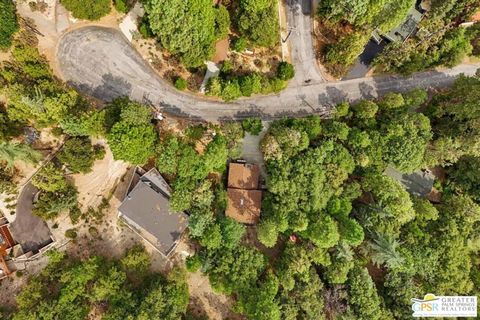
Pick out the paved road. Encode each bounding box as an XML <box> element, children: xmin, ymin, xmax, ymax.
<box><xmin>57</xmin><ymin>26</ymin><xmax>480</xmax><ymax>121</ymax></box>
<box><xmin>286</xmin><ymin>0</ymin><xmax>325</xmax><ymax>85</ymax></box>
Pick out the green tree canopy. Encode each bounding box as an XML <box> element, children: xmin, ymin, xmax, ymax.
<box><xmin>60</xmin><ymin>0</ymin><xmax>111</xmax><ymax>20</ymax></box>
<box><xmin>0</xmin><ymin>0</ymin><xmax>18</xmax><ymax>50</ymax></box>
<box><xmin>57</xmin><ymin>137</ymin><xmax>105</xmax><ymax>173</ymax></box>
<box><xmin>236</xmin><ymin>0</ymin><xmax>279</xmax><ymax>47</ymax></box>
<box><xmin>106</xmin><ymin>99</ymin><xmax>157</xmax><ymax>165</ymax></box>
<box><xmin>144</xmin><ymin>0</ymin><xmax>218</xmax><ymax>67</ymax></box>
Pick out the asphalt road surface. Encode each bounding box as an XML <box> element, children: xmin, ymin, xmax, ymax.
<box><xmin>286</xmin><ymin>0</ymin><xmax>325</xmax><ymax>85</ymax></box>
<box><xmin>57</xmin><ymin>26</ymin><xmax>480</xmax><ymax>121</ymax></box>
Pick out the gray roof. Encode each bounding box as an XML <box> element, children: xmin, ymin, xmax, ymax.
<box><xmin>385</xmin><ymin>7</ymin><xmax>423</xmax><ymax>42</ymax></box>
<box><xmin>118</xmin><ymin>169</ymin><xmax>187</xmax><ymax>256</ymax></box>
<box><xmin>385</xmin><ymin>167</ymin><xmax>434</xmax><ymax>197</ymax></box>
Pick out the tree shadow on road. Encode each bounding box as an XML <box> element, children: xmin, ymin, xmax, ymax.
<box><xmin>69</xmin><ymin>73</ymin><xmax>133</xmax><ymax>102</ymax></box>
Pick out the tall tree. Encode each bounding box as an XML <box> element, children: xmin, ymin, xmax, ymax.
<box><xmin>0</xmin><ymin>0</ymin><xmax>18</xmax><ymax>50</ymax></box>
<box><xmin>144</xmin><ymin>0</ymin><xmax>218</xmax><ymax>67</ymax></box>
<box><xmin>0</xmin><ymin>142</ymin><xmax>41</xmax><ymax>169</ymax></box>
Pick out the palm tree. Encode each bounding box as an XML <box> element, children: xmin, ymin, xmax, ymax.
<box><xmin>20</xmin><ymin>86</ymin><xmax>46</xmax><ymax>115</ymax></box>
<box><xmin>367</xmin><ymin>233</ymin><xmax>404</xmax><ymax>270</ymax></box>
<box><xmin>0</xmin><ymin>141</ymin><xmax>42</xmax><ymax>169</ymax></box>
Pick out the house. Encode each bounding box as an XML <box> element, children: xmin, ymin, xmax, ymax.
<box><xmin>0</xmin><ymin>220</ymin><xmax>15</xmax><ymax>280</ymax></box>
<box><xmin>226</xmin><ymin>162</ymin><xmax>262</xmax><ymax>224</ymax></box>
<box><xmin>372</xmin><ymin>6</ymin><xmax>424</xmax><ymax>44</ymax></box>
<box><xmin>385</xmin><ymin>166</ymin><xmax>435</xmax><ymax>197</ymax></box>
<box><xmin>118</xmin><ymin>168</ymin><xmax>188</xmax><ymax>257</ymax></box>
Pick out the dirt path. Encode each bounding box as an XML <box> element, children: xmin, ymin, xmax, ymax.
<box><xmin>72</xmin><ymin>140</ymin><xmax>129</xmax><ymax>210</ymax></box>
<box><xmin>187</xmin><ymin>271</ymin><xmax>245</xmax><ymax>320</ymax></box>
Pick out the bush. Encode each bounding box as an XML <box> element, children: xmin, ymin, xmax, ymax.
<box><xmin>0</xmin><ymin>0</ymin><xmax>19</xmax><ymax>50</ymax></box>
<box><xmin>233</xmin><ymin>37</ymin><xmax>248</xmax><ymax>52</ymax></box>
<box><xmin>208</xmin><ymin>72</ymin><xmax>287</xmax><ymax>101</ymax></box>
<box><xmin>221</xmin><ymin>60</ymin><xmax>234</xmax><ymax>74</ymax></box>
<box><xmin>186</xmin><ymin>255</ymin><xmax>202</xmax><ymax>272</ymax></box>
<box><xmin>69</xmin><ymin>205</ymin><xmax>82</xmax><ymax>224</ymax></box>
<box><xmin>242</xmin><ymin>118</ymin><xmax>263</xmax><ymax>135</ymax></box>
<box><xmin>220</xmin><ymin>80</ymin><xmax>242</xmax><ymax>101</ymax></box>
<box><xmin>88</xmin><ymin>226</ymin><xmax>99</xmax><ymax>238</ymax></box>
<box><xmin>269</xmin><ymin>78</ymin><xmax>287</xmax><ymax>93</ymax></box>
<box><xmin>138</xmin><ymin>17</ymin><xmax>153</xmax><ymax>38</ymax></box>
<box><xmin>277</xmin><ymin>61</ymin><xmax>295</xmax><ymax>80</ymax></box>
<box><xmin>114</xmin><ymin>0</ymin><xmax>129</xmax><ymax>13</ymax></box>
<box><xmin>29</xmin><ymin>1</ymin><xmax>49</xmax><ymax>12</ymax></box>
<box><xmin>175</xmin><ymin>77</ymin><xmax>188</xmax><ymax>91</ymax></box>
<box><xmin>65</xmin><ymin>229</ymin><xmax>78</xmax><ymax>239</ymax></box>
<box><xmin>60</xmin><ymin>0</ymin><xmax>111</xmax><ymax>20</ymax></box>
<box><xmin>239</xmin><ymin>73</ymin><xmax>262</xmax><ymax>97</ymax></box>
<box><xmin>206</xmin><ymin>77</ymin><xmax>222</xmax><ymax>96</ymax></box>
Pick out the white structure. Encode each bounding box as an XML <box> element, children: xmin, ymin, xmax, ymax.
<box><xmin>119</xmin><ymin>2</ymin><xmax>145</xmax><ymax>42</ymax></box>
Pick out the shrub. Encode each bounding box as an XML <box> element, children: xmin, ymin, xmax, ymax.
<box><xmin>269</xmin><ymin>78</ymin><xmax>287</xmax><ymax>93</ymax></box>
<box><xmin>277</xmin><ymin>61</ymin><xmax>295</xmax><ymax>80</ymax></box>
<box><xmin>65</xmin><ymin>229</ymin><xmax>78</xmax><ymax>239</ymax></box>
<box><xmin>88</xmin><ymin>226</ymin><xmax>99</xmax><ymax>238</ymax></box>
<box><xmin>69</xmin><ymin>206</ymin><xmax>82</xmax><ymax>224</ymax></box>
<box><xmin>138</xmin><ymin>17</ymin><xmax>153</xmax><ymax>38</ymax></box>
<box><xmin>0</xmin><ymin>165</ymin><xmax>16</xmax><ymax>194</ymax></box>
<box><xmin>29</xmin><ymin>1</ymin><xmax>49</xmax><ymax>12</ymax></box>
<box><xmin>175</xmin><ymin>77</ymin><xmax>188</xmax><ymax>91</ymax></box>
<box><xmin>242</xmin><ymin>118</ymin><xmax>263</xmax><ymax>135</ymax></box>
<box><xmin>60</xmin><ymin>0</ymin><xmax>111</xmax><ymax>20</ymax></box>
<box><xmin>114</xmin><ymin>0</ymin><xmax>129</xmax><ymax>13</ymax></box>
<box><xmin>186</xmin><ymin>255</ymin><xmax>202</xmax><ymax>272</ymax></box>
<box><xmin>220</xmin><ymin>80</ymin><xmax>242</xmax><ymax>101</ymax></box>
<box><xmin>0</xmin><ymin>0</ymin><xmax>19</xmax><ymax>50</ymax></box>
<box><xmin>239</xmin><ymin>73</ymin><xmax>262</xmax><ymax>96</ymax></box>
<box><xmin>233</xmin><ymin>37</ymin><xmax>248</xmax><ymax>52</ymax></box>
<box><xmin>221</xmin><ymin>60</ymin><xmax>234</xmax><ymax>74</ymax></box>
<box><xmin>206</xmin><ymin>76</ymin><xmax>223</xmax><ymax>96</ymax></box>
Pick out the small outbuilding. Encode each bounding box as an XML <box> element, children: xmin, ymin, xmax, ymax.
<box><xmin>118</xmin><ymin>168</ymin><xmax>188</xmax><ymax>257</ymax></box>
<box><xmin>226</xmin><ymin>162</ymin><xmax>262</xmax><ymax>224</ymax></box>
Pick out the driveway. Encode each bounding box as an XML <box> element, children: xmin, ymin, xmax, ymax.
<box><xmin>343</xmin><ymin>40</ymin><xmax>386</xmax><ymax>80</ymax></box>
<box><xmin>57</xmin><ymin>27</ymin><xmax>480</xmax><ymax>121</ymax></box>
<box><xmin>10</xmin><ymin>183</ymin><xmax>53</xmax><ymax>254</ymax></box>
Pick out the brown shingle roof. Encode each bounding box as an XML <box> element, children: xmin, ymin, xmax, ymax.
<box><xmin>228</xmin><ymin>163</ymin><xmax>260</xmax><ymax>190</ymax></box>
<box><xmin>226</xmin><ymin>188</ymin><xmax>262</xmax><ymax>224</ymax></box>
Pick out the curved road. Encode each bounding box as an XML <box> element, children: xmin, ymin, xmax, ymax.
<box><xmin>57</xmin><ymin>26</ymin><xmax>480</xmax><ymax>121</ymax></box>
